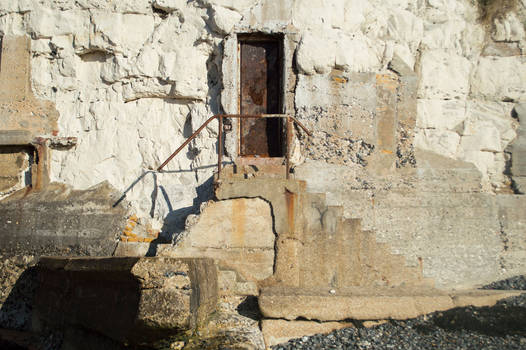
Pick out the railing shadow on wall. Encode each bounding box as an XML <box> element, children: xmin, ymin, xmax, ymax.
<box><xmin>113</xmin><ymin>114</ymin><xmax>311</xmax><ymax>245</ymax></box>
<box><xmin>112</xmin><ymin>165</ymin><xmax>222</xmax><ymax>245</ymax></box>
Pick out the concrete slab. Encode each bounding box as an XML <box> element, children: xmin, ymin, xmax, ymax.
<box><xmin>259</xmin><ymin>286</ymin><xmax>524</xmax><ymax>321</ymax></box>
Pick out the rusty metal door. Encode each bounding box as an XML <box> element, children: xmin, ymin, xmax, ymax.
<box><xmin>239</xmin><ymin>39</ymin><xmax>283</xmax><ymax>157</ymax></box>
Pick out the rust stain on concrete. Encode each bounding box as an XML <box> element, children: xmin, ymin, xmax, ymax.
<box><xmin>285</xmin><ymin>189</ymin><xmax>296</xmax><ymax>236</ymax></box>
<box><xmin>232</xmin><ymin>199</ymin><xmax>246</xmax><ymax>247</ymax></box>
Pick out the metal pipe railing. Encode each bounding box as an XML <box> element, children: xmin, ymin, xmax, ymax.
<box><xmin>157</xmin><ymin>114</ymin><xmax>312</xmax><ymax>179</ymax></box>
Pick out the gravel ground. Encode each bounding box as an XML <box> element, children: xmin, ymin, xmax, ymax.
<box><xmin>273</xmin><ymin>276</ymin><xmax>526</xmax><ymax>350</ymax></box>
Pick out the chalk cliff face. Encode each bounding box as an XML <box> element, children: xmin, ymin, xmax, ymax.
<box><xmin>0</xmin><ymin>0</ymin><xmax>525</xmax><ymax>235</ymax></box>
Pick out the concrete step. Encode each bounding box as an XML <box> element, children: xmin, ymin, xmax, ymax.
<box><xmin>259</xmin><ymin>285</ymin><xmax>525</xmax><ymax>321</ymax></box>
<box><xmin>218</xmin><ymin>269</ymin><xmax>258</xmax><ymax>296</ymax></box>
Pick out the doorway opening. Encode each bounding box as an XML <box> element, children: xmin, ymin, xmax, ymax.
<box><xmin>238</xmin><ymin>34</ymin><xmax>284</xmax><ymax>157</ymax></box>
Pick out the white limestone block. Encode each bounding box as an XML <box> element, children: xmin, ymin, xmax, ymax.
<box><xmin>342</xmin><ymin>0</ymin><xmax>369</xmax><ymax>32</ymax></box>
<box><xmin>199</xmin><ymin>0</ymin><xmax>258</xmax><ymax>12</ymax></box>
<box><xmin>492</xmin><ymin>13</ymin><xmax>525</xmax><ymax>42</ymax></box>
<box><xmin>135</xmin><ymin>47</ymin><xmax>160</xmax><ymax>77</ymax></box>
<box><xmin>387</xmin><ymin>9</ymin><xmax>423</xmax><ymax>52</ymax></box>
<box><xmin>460</xmin><ymin>127</ymin><xmax>502</xmax><ymax>153</ymax></box>
<box><xmin>416</xmin><ymin>99</ymin><xmax>467</xmax><ymax>130</ymax></box>
<box><xmin>91</xmin><ymin>12</ymin><xmax>155</xmax><ymax>53</ymax></box>
<box><xmin>153</xmin><ymin>0</ymin><xmax>186</xmax><ymax>12</ymax></box>
<box><xmin>392</xmin><ymin>43</ymin><xmax>415</xmax><ymax>71</ymax></box>
<box><xmin>247</xmin><ymin>0</ymin><xmax>294</xmax><ymax>26</ymax></box>
<box><xmin>421</xmin><ymin>20</ymin><xmax>464</xmax><ymax>52</ymax></box>
<box><xmin>0</xmin><ymin>13</ymin><xmax>26</xmax><ymax>36</ymax></box>
<box><xmin>28</xmin><ymin>7</ymin><xmax>89</xmax><ymax>38</ymax></box>
<box><xmin>458</xmin><ymin>150</ymin><xmax>494</xmax><ymax>178</ymax></box>
<box><xmin>293</xmin><ymin>0</ymin><xmax>343</xmax><ymax>31</ymax></box>
<box><xmin>335</xmin><ymin>32</ymin><xmax>382</xmax><ymax>73</ymax></box>
<box><xmin>417</xmin><ymin>50</ymin><xmax>471</xmax><ymax>99</ymax></box>
<box><xmin>296</xmin><ymin>31</ymin><xmax>334</xmax><ymax>75</ymax></box>
<box><xmin>122</xmin><ymin>78</ymin><xmax>172</xmax><ymax>102</ymax></box>
<box><xmin>463</xmin><ymin>101</ymin><xmax>516</xmax><ymax>139</ymax></box>
<box><xmin>414</xmin><ymin>129</ymin><xmax>460</xmax><ymax>158</ymax></box>
<box><xmin>166</xmin><ymin>46</ymin><xmax>209</xmax><ymax>100</ymax></box>
<box><xmin>100</xmin><ymin>54</ymin><xmax>130</xmax><ymax>83</ymax></box>
<box><xmin>210</xmin><ymin>5</ymin><xmax>242</xmax><ymax>34</ymax></box>
<box><xmin>471</xmin><ymin>57</ymin><xmax>526</xmax><ymax>102</ymax></box>
<box><xmin>113</xmin><ymin>0</ymin><xmax>152</xmax><ymax>14</ymax></box>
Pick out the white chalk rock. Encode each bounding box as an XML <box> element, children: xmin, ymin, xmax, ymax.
<box><xmin>471</xmin><ymin>57</ymin><xmax>526</xmax><ymax>102</ymax></box>
<box><xmin>0</xmin><ymin>13</ymin><xmax>26</xmax><ymax>36</ymax></box>
<box><xmin>387</xmin><ymin>9</ymin><xmax>423</xmax><ymax>52</ymax></box>
<box><xmin>459</xmin><ymin>126</ymin><xmax>502</xmax><ymax>153</ymax></box>
<box><xmin>153</xmin><ymin>0</ymin><xmax>186</xmax><ymax>12</ymax></box>
<box><xmin>122</xmin><ymin>78</ymin><xmax>173</xmax><ymax>102</ymax></box>
<box><xmin>421</xmin><ymin>20</ymin><xmax>464</xmax><ymax>52</ymax></box>
<box><xmin>91</xmin><ymin>12</ymin><xmax>155</xmax><ymax>54</ymax></box>
<box><xmin>292</xmin><ymin>0</ymin><xmax>345</xmax><ymax>31</ymax></box>
<box><xmin>458</xmin><ymin>150</ymin><xmax>494</xmax><ymax>178</ymax></box>
<box><xmin>414</xmin><ymin>129</ymin><xmax>460</xmax><ymax>158</ymax></box>
<box><xmin>28</xmin><ymin>6</ymin><xmax>89</xmax><ymax>38</ymax></box>
<box><xmin>100</xmin><ymin>54</ymin><xmax>131</xmax><ymax>83</ymax></box>
<box><xmin>199</xmin><ymin>0</ymin><xmax>258</xmax><ymax>12</ymax></box>
<box><xmin>296</xmin><ymin>31</ymin><xmax>335</xmax><ymax>75</ymax></box>
<box><xmin>113</xmin><ymin>0</ymin><xmax>152</xmax><ymax>14</ymax></box>
<box><xmin>335</xmin><ymin>32</ymin><xmax>382</xmax><ymax>73</ymax></box>
<box><xmin>164</xmin><ymin>46</ymin><xmax>208</xmax><ymax>100</ymax></box>
<box><xmin>492</xmin><ymin>12</ymin><xmax>525</xmax><ymax>42</ymax></box>
<box><xmin>246</xmin><ymin>0</ymin><xmax>294</xmax><ymax>24</ymax></box>
<box><xmin>463</xmin><ymin>100</ymin><xmax>517</xmax><ymax>152</ymax></box>
<box><xmin>135</xmin><ymin>47</ymin><xmax>161</xmax><ymax>77</ymax></box>
<box><xmin>210</xmin><ymin>5</ymin><xmax>242</xmax><ymax>34</ymax></box>
<box><xmin>416</xmin><ymin>99</ymin><xmax>467</xmax><ymax>130</ymax></box>
<box><xmin>417</xmin><ymin>50</ymin><xmax>471</xmax><ymax>99</ymax></box>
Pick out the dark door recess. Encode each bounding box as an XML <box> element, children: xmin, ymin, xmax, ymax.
<box><xmin>239</xmin><ymin>38</ymin><xmax>283</xmax><ymax>157</ymax></box>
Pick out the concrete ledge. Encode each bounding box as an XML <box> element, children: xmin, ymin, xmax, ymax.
<box><xmin>259</xmin><ymin>286</ymin><xmax>524</xmax><ymax>321</ymax></box>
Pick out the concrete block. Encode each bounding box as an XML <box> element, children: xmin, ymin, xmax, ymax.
<box><xmin>33</xmin><ymin>257</ymin><xmax>217</xmax><ymax>346</ymax></box>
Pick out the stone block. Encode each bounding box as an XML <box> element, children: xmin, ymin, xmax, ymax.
<box><xmin>417</xmin><ymin>50</ymin><xmax>471</xmax><ymax>99</ymax></box>
<box><xmin>0</xmin><ymin>182</ymin><xmax>127</xmax><ymax>257</ymax></box>
<box><xmin>259</xmin><ymin>286</ymin><xmax>522</xmax><ymax>321</ymax></box>
<box><xmin>262</xmin><ymin>319</ymin><xmax>353</xmax><ymax>348</ymax></box>
<box><xmin>33</xmin><ymin>256</ymin><xmax>217</xmax><ymax>345</ymax></box>
<box><xmin>471</xmin><ymin>57</ymin><xmax>526</xmax><ymax>101</ymax></box>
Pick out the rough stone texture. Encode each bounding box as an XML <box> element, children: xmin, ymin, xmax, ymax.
<box><xmin>294</xmin><ymin>152</ymin><xmax>526</xmax><ymax>289</ymax></box>
<box><xmin>213</xmin><ymin>173</ymin><xmax>429</xmax><ymax>290</ymax></box>
<box><xmin>160</xmin><ymin>198</ymin><xmax>275</xmax><ymax>282</ymax></box>
<box><xmin>0</xmin><ymin>0</ymin><xmax>521</xmax><ymax>236</ymax></box>
<box><xmin>0</xmin><ymin>255</ymin><xmax>37</xmax><ymax>331</ymax></box>
<box><xmin>259</xmin><ymin>285</ymin><xmax>523</xmax><ymax>321</ymax></box>
<box><xmin>0</xmin><ymin>181</ymin><xmax>127</xmax><ymax>257</ymax></box>
<box><xmin>33</xmin><ymin>256</ymin><xmax>217</xmax><ymax>346</ymax></box>
<box><xmin>0</xmin><ymin>0</ymin><xmax>525</xmax><ymax>301</ymax></box>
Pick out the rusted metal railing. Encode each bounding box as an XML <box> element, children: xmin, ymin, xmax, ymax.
<box><xmin>157</xmin><ymin>114</ymin><xmax>312</xmax><ymax>179</ymax></box>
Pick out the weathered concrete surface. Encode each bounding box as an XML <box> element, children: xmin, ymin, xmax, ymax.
<box><xmin>160</xmin><ymin>198</ymin><xmax>275</xmax><ymax>282</ymax></box>
<box><xmin>511</xmin><ymin>103</ymin><xmax>526</xmax><ymax>193</ymax></box>
<box><xmin>215</xmin><ymin>176</ymin><xmax>306</xmax><ymax>286</ymax></box>
<box><xmin>0</xmin><ymin>35</ymin><xmax>59</xmax><ymax>197</ymax></box>
<box><xmin>33</xmin><ymin>256</ymin><xmax>217</xmax><ymax>346</ymax></box>
<box><xmin>0</xmin><ymin>181</ymin><xmax>127</xmax><ymax>257</ymax></box>
<box><xmin>294</xmin><ymin>151</ymin><xmax>526</xmax><ymax>289</ymax></box>
<box><xmin>261</xmin><ymin>319</ymin><xmax>354</xmax><ymax>348</ymax></box>
<box><xmin>0</xmin><ymin>35</ymin><xmax>58</xmax><ymax>135</ymax></box>
<box><xmin>215</xmin><ymin>175</ymin><xmax>428</xmax><ymax>289</ymax></box>
<box><xmin>259</xmin><ymin>286</ymin><xmax>524</xmax><ymax>321</ymax></box>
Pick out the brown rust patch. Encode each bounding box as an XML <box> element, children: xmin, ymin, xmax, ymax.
<box><xmin>285</xmin><ymin>189</ymin><xmax>296</xmax><ymax>236</ymax></box>
<box><xmin>376</xmin><ymin>73</ymin><xmax>398</xmax><ymax>92</ymax></box>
